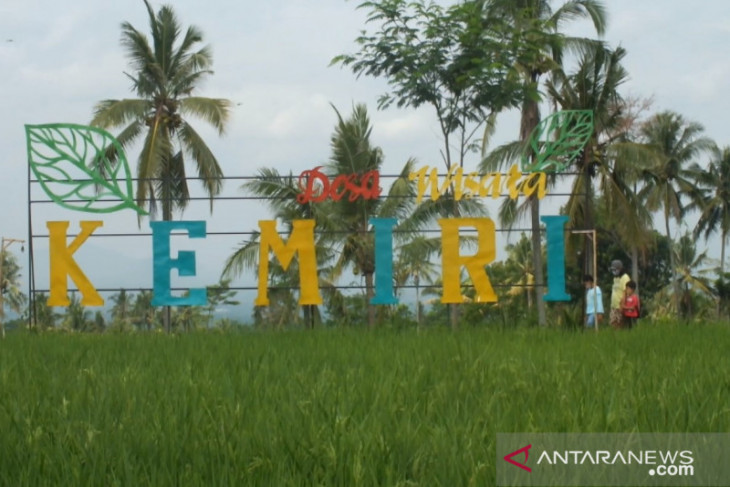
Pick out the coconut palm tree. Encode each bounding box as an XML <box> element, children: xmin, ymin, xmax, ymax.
<box><xmin>90</xmin><ymin>0</ymin><xmax>230</xmax><ymax>221</ymax></box>
<box><xmin>503</xmin><ymin>233</ymin><xmax>535</xmax><ymax>307</ymax></box>
<box><xmin>1</xmin><ymin>250</ymin><xmax>26</xmax><ymax>337</ymax></box>
<box><xmin>325</xmin><ymin>104</ymin><xmax>422</xmax><ymax>327</ymax></box>
<box><xmin>480</xmin><ymin>0</ymin><xmax>607</xmax><ymax>326</ymax></box>
<box><xmin>547</xmin><ymin>46</ymin><xmax>659</xmax><ymax>286</ymax></box>
<box><xmin>691</xmin><ymin>146</ymin><xmax>730</xmax><ymax>276</ymax></box>
<box><xmin>30</xmin><ymin>292</ymin><xmax>59</xmax><ymax>331</ymax></box>
<box><xmin>652</xmin><ymin>232</ymin><xmax>716</xmax><ymax>320</ymax></box>
<box><xmin>546</xmin><ymin>45</ymin><xmax>628</xmax><ymax>221</ymax></box>
<box><xmin>91</xmin><ymin>1</ymin><xmax>230</xmax><ymax>333</ymax></box>
<box><xmin>109</xmin><ymin>289</ymin><xmax>132</xmax><ymax>329</ymax></box>
<box><xmin>393</xmin><ymin>236</ymin><xmax>440</xmax><ymax>325</ymax></box>
<box><xmin>221</xmin><ymin>168</ymin><xmax>337</xmax><ymax>328</ymax></box>
<box><xmin>638</xmin><ymin>111</ymin><xmax>715</xmax><ymax>312</ymax></box>
<box><xmin>132</xmin><ymin>290</ymin><xmax>159</xmax><ymax>330</ymax></box>
<box><xmin>63</xmin><ymin>295</ymin><xmax>92</xmax><ymax>332</ymax></box>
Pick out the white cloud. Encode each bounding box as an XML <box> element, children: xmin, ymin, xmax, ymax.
<box><xmin>267</xmin><ymin>93</ymin><xmax>332</xmax><ymax>138</ymax></box>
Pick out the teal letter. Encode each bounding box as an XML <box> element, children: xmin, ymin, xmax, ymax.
<box><xmin>542</xmin><ymin>215</ymin><xmax>570</xmax><ymax>301</ymax></box>
<box><xmin>370</xmin><ymin>218</ymin><xmax>398</xmax><ymax>305</ymax></box>
<box><xmin>151</xmin><ymin>221</ymin><xmax>207</xmax><ymax>306</ymax></box>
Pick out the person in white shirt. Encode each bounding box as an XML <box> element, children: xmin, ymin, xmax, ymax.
<box><xmin>584</xmin><ymin>274</ymin><xmax>604</xmax><ymax>328</ymax></box>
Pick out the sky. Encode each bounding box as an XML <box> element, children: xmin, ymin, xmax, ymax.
<box><xmin>1</xmin><ymin>0</ymin><xmax>729</xmax><ymax>315</ymax></box>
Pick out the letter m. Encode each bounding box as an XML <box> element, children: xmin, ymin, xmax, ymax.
<box><xmin>256</xmin><ymin>220</ymin><xmax>322</xmax><ymax>306</ymax></box>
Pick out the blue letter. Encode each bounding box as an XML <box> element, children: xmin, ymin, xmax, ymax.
<box><xmin>542</xmin><ymin>215</ymin><xmax>570</xmax><ymax>301</ymax></box>
<box><xmin>370</xmin><ymin>217</ymin><xmax>398</xmax><ymax>305</ymax></box>
<box><xmin>151</xmin><ymin>221</ymin><xmax>207</xmax><ymax>306</ymax></box>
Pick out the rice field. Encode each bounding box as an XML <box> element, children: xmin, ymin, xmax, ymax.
<box><xmin>0</xmin><ymin>323</ymin><xmax>728</xmax><ymax>486</ymax></box>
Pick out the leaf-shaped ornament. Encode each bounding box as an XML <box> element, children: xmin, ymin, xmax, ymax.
<box><xmin>521</xmin><ymin>110</ymin><xmax>594</xmax><ymax>173</ymax></box>
<box><xmin>25</xmin><ymin>123</ymin><xmax>147</xmax><ymax>214</ymax></box>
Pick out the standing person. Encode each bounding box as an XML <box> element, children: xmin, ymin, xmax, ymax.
<box><xmin>583</xmin><ymin>274</ymin><xmax>604</xmax><ymax>328</ymax></box>
<box><xmin>610</xmin><ymin>260</ymin><xmax>631</xmax><ymax>329</ymax></box>
<box><xmin>622</xmin><ymin>281</ymin><xmax>640</xmax><ymax>328</ymax></box>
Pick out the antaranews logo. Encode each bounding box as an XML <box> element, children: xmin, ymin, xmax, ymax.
<box><xmin>504</xmin><ymin>444</ymin><xmax>532</xmax><ymax>473</ymax></box>
<box><xmin>498</xmin><ymin>433</ymin><xmax>730</xmax><ymax>486</ymax></box>
<box><xmin>503</xmin><ymin>444</ymin><xmax>694</xmax><ymax>477</ymax></box>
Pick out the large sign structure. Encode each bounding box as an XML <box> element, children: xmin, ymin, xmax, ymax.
<box><xmin>25</xmin><ymin>110</ymin><xmax>593</xmax><ymax>313</ymax></box>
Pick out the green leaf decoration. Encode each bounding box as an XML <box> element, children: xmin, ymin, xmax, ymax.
<box><xmin>25</xmin><ymin>123</ymin><xmax>147</xmax><ymax>214</ymax></box>
<box><xmin>521</xmin><ymin>110</ymin><xmax>594</xmax><ymax>173</ymax></box>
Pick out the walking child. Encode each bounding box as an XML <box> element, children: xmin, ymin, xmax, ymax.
<box><xmin>583</xmin><ymin>274</ymin><xmax>604</xmax><ymax>328</ymax></box>
<box><xmin>622</xmin><ymin>280</ymin><xmax>640</xmax><ymax>328</ymax></box>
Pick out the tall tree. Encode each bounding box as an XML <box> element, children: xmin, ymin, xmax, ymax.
<box><xmin>333</xmin><ymin>0</ymin><xmax>532</xmax><ymax>327</ymax></box>
<box><xmin>325</xmin><ymin>104</ymin><xmax>421</xmax><ymax>327</ymax></box>
<box><xmin>480</xmin><ymin>0</ymin><xmax>606</xmax><ymax>325</ymax></box>
<box><xmin>691</xmin><ymin>146</ymin><xmax>730</xmax><ymax>276</ymax></box>
<box><xmin>546</xmin><ymin>45</ymin><xmax>657</xmax><ymax>283</ymax></box>
<box><xmin>653</xmin><ymin>233</ymin><xmax>716</xmax><ymax>320</ymax></box>
<box><xmin>0</xmin><ymin>250</ymin><xmax>26</xmax><ymax>337</ymax></box>
<box><xmin>91</xmin><ymin>1</ymin><xmax>230</xmax><ymax>221</ymax></box>
<box><xmin>91</xmin><ymin>1</ymin><xmax>230</xmax><ymax>332</ymax></box>
<box><xmin>638</xmin><ymin>111</ymin><xmax>715</xmax><ymax>312</ymax></box>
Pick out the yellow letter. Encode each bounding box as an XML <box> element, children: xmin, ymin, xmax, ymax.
<box><xmin>451</xmin><ymin>166</ymin><xmax>465</xmax><ymax>200</ymax></box>
<box><xmin>256</xmin><ymin>220</ymin><xmax>322</xmax><ymax>306</ymax></box>
<box><xmin>506</xmin><ymin>164</ymin><xmax>522</xmax><ymax>199</ymax></box>
<box><xmin>479</xmin><ymin>172</ymin><xmax>502</xmax><ymax>199</ymax></box>
<box><xmin>521</xmin><ymin>172</ymin><xmax>547</xmax><ymax>199</ymax></box>
<box><xmin>462</xmin><ymin>171</ymin><xmax>480</xmax><ymax>199</ymax></box>
<box><xmin>47</xmin><ymin>221</ymin><xmax>104</xmax><ymax>306</ymax></box>
<box><xmin>439</xmin><ymin>218</ymin><xmax>497</xmax><ymax>304</ymax></box>
<box><xmin>409</xmin><ymin>166</ymin><xmax>441</xmax><ymax>203</ymax></box>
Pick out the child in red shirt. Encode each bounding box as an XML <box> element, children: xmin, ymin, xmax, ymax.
<box><xmin>622</xmin><ymin>280</ymin><xmax>640</xmax><ymax>328</ymax></box>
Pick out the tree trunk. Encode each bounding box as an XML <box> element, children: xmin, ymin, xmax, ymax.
<box><xmin>718</xmin><ymin>230</ymin><xmax>727</xmax><ymax>318</ymax></box>
<box><xmin>163</xmin><ymin>182</ymin><xmax>172</xmax><ymax>333</ymax></box>
<box><xmin>530</xmin><ymin>196</ymin><xmax>546</xmax><ymax>326</ymax></box>
<box><xmin>365</xmin><ymin>272</ymin><xmax>375</xmax><ymax>327</ymax></box>
<box><xmin>631</xmin><ymin>246</ymin><xmax>639</xmax><ymax>290</ymax></box>
<box><xmin>449</xmin><ymin>304</ymin><xmax>460</xmax><ymax>330</ymax></box>
<box><xmin>304</xmin><ymin>304</ymin><xmax>315</xmax><ymax>329</ymax></box>
<box><xmin>582</xmin><ymin>151</ymin><xmax>594</xmax><ymax>278</ymax></box>
<box><xmin>521</xmin><ymin>95</ymin><xmax>546</xmax><ymax>326</ymax></box>
<box><xmin>415</xmin><ymin>274</ymin><xmax>421</xmax><ymax>325</ymax></box>
<box><xmin>665</xmin><ymin>209</ymin><xmax>678</xmax><ymax>313</ymax></box>
<box><xmin>721</xmin><ymin>230</ymin><xmax>727</xmax><ymax>277</ymax></box>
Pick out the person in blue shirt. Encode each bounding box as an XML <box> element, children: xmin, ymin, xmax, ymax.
<box><xmin>583</xmin><ymin>274</ymin><xmax>604</xmax><ymax>328</ymax></box>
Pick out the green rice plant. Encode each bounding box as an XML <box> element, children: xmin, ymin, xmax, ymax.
<box><xmin>0</xmin><ymin>324</ymin><xmax>727</xmax><ymax>486</ymax></box>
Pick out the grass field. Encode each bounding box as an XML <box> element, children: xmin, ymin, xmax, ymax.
<box><xmin>0</xmin><ymin>323</ymin><xmax>728</xmax><ymax>486</ymax></box>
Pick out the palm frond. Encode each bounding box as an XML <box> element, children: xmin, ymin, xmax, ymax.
<box><xmin>177</xmin><ymin>122</ymin><xmax>223</xmax><ymax>205</ymax></box>
<box><xmin>91</xmin><ymin>99</ymin><xmax>150</xmax><ymax>129</ymax></box>
<box><xmin>179</xmin><ymin>97</ymin><xmax>230</xmax><ymax>134</ymax></box>
<box><xmin>222</xmin><ymin>233</ymin><xmax>261</xmax><ymax>280</ymax></box>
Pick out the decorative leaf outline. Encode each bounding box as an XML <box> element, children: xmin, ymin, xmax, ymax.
<box><xmin>25</xmin><ymin>123</ymin><xmax>147</xmax><ymax>214</ymax></box>
<box><xmin>521</xmin><ymin>110</ymin><xmax>594</xmax><ymax>173</ymax></box>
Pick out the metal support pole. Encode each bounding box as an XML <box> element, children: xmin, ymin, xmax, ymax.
<box><xmin>572</xmin><ymin>230</ymin><xmax>598</xmax><ymax>332</ymax></box>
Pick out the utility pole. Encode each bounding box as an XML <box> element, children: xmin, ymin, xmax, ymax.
<box><xmin>0</xmin><ymin>237</ymin><xmax>25</xmax><ymax>339</ymax></box>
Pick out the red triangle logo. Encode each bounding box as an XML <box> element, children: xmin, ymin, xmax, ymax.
<box><xmin>504</xmin><ymin>444</ymin><xmax>532</xmax><ymax>473</ymax></box>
